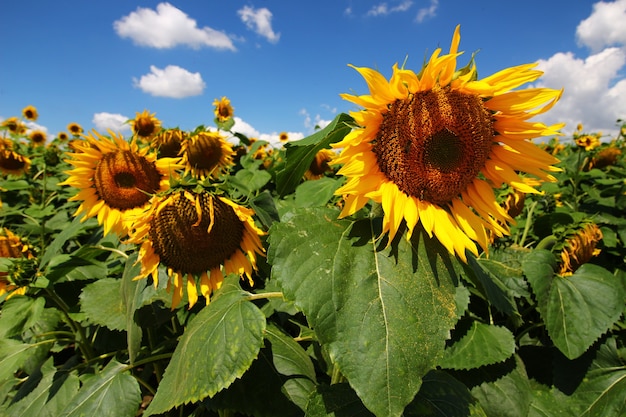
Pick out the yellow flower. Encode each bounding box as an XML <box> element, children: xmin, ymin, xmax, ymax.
<box><xmin>57</xmin><ymin>132</ymin><xmax>69</xmax><ymax>142</ymax></box>
<box><xmin>152</xmin><ymin>128</ymin><xmax>186</xmax><ymax>158</ymax></box>
<box><xmin>67</xmin><ymin>122</ymin><xmax>83</xmax><ymax>136</ymax></box>
<box><xmin>180</xmin><ymin>131</ymin><xmax>234</xmax><ymax>180</ymax></box>
<box><xmin>213</xmin><ymin>97</ymin><xmax>234</xmax><ymax>122</ymax></box>
<box><xmin>559</xmin><ymin>223</ymin><xmax>603</xmax><ymax>275</ymax></box>
<box><xmin>60</xmin><ymin>130</ymin><xmax>183</xmax><ymax>236</ymax></box>
<box><xmin>0</xmin><ymin>228</ymin><xmax>33</xmax><ymax>300</ymax></box>
<box><xmin>131</xmin><ymin>110</ymin><xmax>162</xmax><ymax>140</ymax></box>
<box><xmin>0</xmin><ymin>148</ymin><xmax>31</xmax><ymax>176</ymax></box>
<box><xmin>575</xmin><ymin>134</ymin><xmax>600</xmax><ymax>151</ymax></box>
<box><xmin>305</xmin><ymin>149</ymin><xmax>335</xmax><ymax>180</ymax></box>
<box><xmin>128</xmin><ymin>191</ymin><xmax>265</xmax><ymax>309</ymax></box>
<box><xmin>279</xmin><ymin>132</ymin><xmax>289</xmax><ymax>143</ymax></box>
<box><xmin>2</xmin><ymin>117</ymin><xmax>25</xmax><ymax>134</ymax></box>
<box><xmin>22</xmin><ymin>105</ymin><xmax>38</xmax><ymax>122</ymax></box>
<box><xmin>28</xmin><ymin>130</ymin><xmax>47</xmax><ymax>146</ymax></box>
<box><xmin>332</xmin><ymin>25</ymin><xmax>563</xmax><ymax>261</ymax></box>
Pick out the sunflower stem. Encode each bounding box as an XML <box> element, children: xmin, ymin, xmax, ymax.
<box><xmin>330</xmin><ymin>362</ymin><xmax>345</xmax><ymax>384</ymax></box>
<box><xmin>245</xmin><ymin>291</ymin><xmax>283</xmax><ymax>301</ymax></box>
<box><xmin>517</xmin><ymin>200</ymin><xmax>538</xmax><ymax>248</ymax></box>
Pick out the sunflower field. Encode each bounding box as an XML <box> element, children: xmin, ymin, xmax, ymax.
<box><xmin>1</xmin><ymin>28</ymin><xmax>626</xmax><ymax>417</ymax></box>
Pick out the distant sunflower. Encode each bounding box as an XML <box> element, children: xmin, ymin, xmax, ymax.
<box><xmin>0</xmin><ymin>148</ymin><xmax>31</xmax><ymax>175</ymax></box>
<box><xmin>305</xmin><ymin>149</ymin><xmax>335</xmax><ymax>180</ymax></box>
<box><xmin>213</xmin><ymin>97</ymin><xmax>234</xmax><ymax>122</ymax></box>
<box><xmin>575</xmin><ymin>134</ymin><xmax>600</xmax><ymax>151</ymax></box>
<box><xmin>22</xmin><ymin>105</ymin><xmax>38</xmax><ymax>122</ymax></box>
<box><xmin>57</xmin><ymin>132</ymin><xmax>69</xmax><ymax>142</ymax></box>
<box><xmin>152</xmin><ymin>128</ymin><xmax>186</xmax><ymax>158</ymax></box>
<box><xmin>2</xmin><ymin>117</ymin><xmax>24</xmax><ymax>134</ymax></box>
<box><xmin>131</xmin><ymin>110</ymin><xmax>162</xmax><ymax>140</ymax></box>
<box><xmin>0</xmin><ymin>228</ymin><xmax>33</xmax><ymax>300</ymax></box>
<box><xmin>588</xmin><ymin>146</ymin><xmax>622</xmax><ymax>170</ymax></box>
<box><xmin>180</xmin><ymin>131</ymin><xmax>234</xmax><ymax>179</ymax></box>
<box><xmin>67</xmin><ymin>122</ymin><xmax>83</xmax><ymax>136</ymax></box>
<box><xmin>29</xmin><ymin>130</ymin><xmax>47</xmax><ymax>146</ymax></box>
<box><xmin>60</xmin><ymin>130</ymin><xmax>182</xmax><ymax>236</ymax></box>
<box><xmin>279</xmin><ymin>132</ymin><xmax>289</xmax><ymax>143</ymax></box>
<box><xmin>332</xmin><ymin>25</ymin><xmax>563</xmax><ymax>261</ymax></box>
<box><xmin>129</xmin><ymin>191</ymin><xmax>265</xmax><ymax>309</ymax></box>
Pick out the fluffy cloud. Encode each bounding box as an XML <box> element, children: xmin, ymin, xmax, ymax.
<box><xmin>533</xmin><ymin>0</ymin><xmax>626</xmax><ymax>136</ymax></box>
<box><xmin>114</xmin><ymin>2</ymin><xmax>235</xmax><ymax>50</ymax></box>
<box><xmin>576</xmin><ymin>0</ymin><xmax>626</xmax><ymax>52</ymax></box>
<box><xmin>231</xmin><ymin>116</ymin><xmax>304</xmax><ymax>147</ymax></box>
<box><xmin>416</xmin><ymin>0</ymin><xmax>438</xmax><ymax>22</ymax></box>
<box><xmin>134</xmin><ymin>65</ymin><xmax>206</xmax><ymax>98</ymax></box>
<box><xmin>238</xmin><ymin>6</ymin><xmax>280</xmax><ymax>43</ymax></box>
<box><xmin>367</xmin><ymin>1</ymin><xmax>413</xmax><ymax>16</ymax></box>
<box><xmin>92</xmin><ymin>112</ymin><xmax>131</xmax><ymax>133</ymax></box>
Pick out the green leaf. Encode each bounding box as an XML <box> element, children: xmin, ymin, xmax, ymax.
<box><xmin>439</xmin><ymin>322</ymin><xmax>516</xmax><ymax>370</ymax></box>
<box><xmin>523</xmin><ymin>251</ymin><xmax>625</xmax><ymax>359</ymax></box>
<box><xmin>39</xmin><ymin>215</ymin><xmax>91</xmax><ymax>268</ymax></box>
<box><xmin>80</xmin><ymin>279</ymin><xmax>126</xmax><ymax>331</ymax></box>
<box><xmin>466</xmin><ymin>254</ymin><xmax>519</xmax><ymax>317</ymax></box>
<box><xmin>268</xmin><ymin>207</ymin><xmax>460</xmax><ymax>417</ymax></box>
<box><xmin>119</xmin><ymin>253</ymin><xmax>143</xmax><ymax>365</ymax></box>
<box><xmin>275</xmin><ymin>113</ymin><xmax>352</xmax><ymax>196</ymax></box>
<box><xmin>4</xmin><ymin>357</ymin><xmax>80</xmax><ymax>417</ymax></box>
<box><xmin>295</xmin><ymin>177</ymin><xmax>342</xmax><ymax>208</ymax></box>
<box><xmin>0</xmin><ymin>339</ymin><xmax>35</xmax><ymax>383</ymax></box>
<box><xmin>305</xmin><ymin>383</ymin><xmax>375</xmax><ymax>417</ymax></box>
<box><xmin>250</xmin><ymin>190</ymin><xmax>281</xmax><ymax>228</ymax></box>
<box><xmin>58</xmin><ymin>360</ymin><xmax>140</xmax><ymax>417</ymax></box>
<box><xmin>145</xmin><ymin>276</ymin><xmax>266</xmax><ymax>415</ymax></box>
<box><xmin>230</xmin><ymin>168</ymin><xmax>271</xmax><ymax>196</ymax></box>
<box><xmin>0</xmin><ymin>296</ymin><xmax>44</xmax><ymax>338</ymax></box>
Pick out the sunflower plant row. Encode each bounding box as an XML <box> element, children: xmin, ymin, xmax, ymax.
<box><xmin>1</xmin><ymin>27</ymin><xmax>626</xmax><ymax>417</ymax></box>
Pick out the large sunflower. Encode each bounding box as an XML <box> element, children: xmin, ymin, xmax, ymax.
<box><xmin>332</xmin><ymin>25</ymin><xmax>563</xmax><ymax>261</ymax></box>
<box><xmin>180</xmin><ymin>131</ymin><xmax>234</xmax><ymax>179</ymax></box>
<box><xmin>60</xmin><ymin>130</ymin><xmax>182</xmax><ymax>236</ymax></box>
<box><xmin>128</xmin><ymin>190</ymin><xmax>265</xmax><ymax>309</ymax></box>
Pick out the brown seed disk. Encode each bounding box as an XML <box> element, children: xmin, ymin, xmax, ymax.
<box><xmin>0</xmin><ymin>151</ymin><xmax>28</xmax><ymax>172</ymax></box>
<box><xmin>373</xmin><ymin>85</ymin><xmax>494</xmax><ymax>205</ymax></box>
<box><xmin>187</xmin><ymin>134</ymin><xmax>224</xmax><ymax>171</ymax></box>
<box><xmin>94</xmin><ymin>150</ymin><xmax>162</xmax><ymax>210</ymax></box>
<box><xmin>149</xmin><ymin>193</ymin><xmax>245</xmax><ymax>274</ymax></box>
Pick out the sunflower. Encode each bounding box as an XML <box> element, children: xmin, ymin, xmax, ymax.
<box><xmin>2</xmin><ymin>117</ymin><xmax>25</xmax><ymax>134</ymax></box>
<box><xmin>131</xmin><ymin>110</ymin><xmax>162</xmax><ymax>140</ymax></box>
<box><xmin>60</xmin><ymin>130</ymin><xmax>183</xmax><ymax>236</ymax></box>
<box><xmin>279</xmin><ymin>132</ymin><xmax>289</xmax><ymax>143</ymax></box>
<box><xmin>57</xmin><ymin>132</ymin><xmax>69</xmax><ymax>142</ymax></box>
<box><xmin>213</xmin><ymin>96</ymin><xmax>234</xmax><ymax>122</ymax></box>
<box><xmin>152</xmin><ymin>128</ymin><xmax>186</xmax><ymax>158</ymax></box>
<box><xmin>22</xmin><ymin>105</ymin><xmax>38</xmax><ymax>122</ymax></box>
<box><xmin>332</xmin><ymin>25</ymin><xmax>563</xmax><ymax>261</ymax></box>
<box><xmin>0</xmin><ymin>148</ymin><xmax>31</xmax><ymax>175</ymax></box>
<box><xmin>180</xmin><ymin>131</ymin><xmax>234</xmax><ymax>179</ymax></box>
<box><xmin>559</xmin><ymin>223</ymin><xmax>603</xmax><ymax>276</ymax></box>
<box><xmin>588</xmin><ymin>146</ymin><xmax>622</xmax><ymax>170</ymax></box>
<box><xmin>575</xmin><ymin>134</ymin><xmax>601</xmax><ymax>151</ymax></box>
<box><xmin>28</xmin><ymin>130</ymin><xmax>47</xmax><ymax>146</ymax></box>
<box><xmin>0</xmin><ymin>228</ymin><xmax>33</xmax><ymax>300</ymax></box>
<box><xmin>128</xmin><ymin>191</ymin><xmax>265</xmax><ymax>309</ymax></box>
<box><xmin>67</xmin><ymin>122</ymin><xmax>83</xmax><ymax>136</ymax></box>
<box><xmin>305</xmin><ymin>148</ymin><xmax>335</xmax><ymax>180</ymax></box>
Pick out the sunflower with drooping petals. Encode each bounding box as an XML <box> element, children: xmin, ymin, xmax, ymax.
<box><xmin>131</xmin><ymin>110</ymin><xmax>162</xmax><ymax>140</ymax></box>
<box><xmin>332</xmin><ymin>25</ymin><xmax>564</xmax><ymax>261</ymax></box>
<box><xmin>213</xmin><ymin>96</ymin><xmax>234</xmax><ymax>122</ymax></box>
<box><xmin>558</xmin><ymin>223</ymin><xmax>603</xmax><ymax>276</ymax></box>
<box><xmin>0</xmin><ymin>228</ymin><xmax>33</xmax><ymax>300</ymax></box>
<box><xmin>152</xmin><ymin>128</ymin><xmax>186</xmax><ymax>158</ymax></box>
<box><xmin>180</xmin><ymin>131</ymin><xmax>234</xmax><ymax>179</ymax></box>
<box><xmin>60</xmin><ymin>130</ymin><xmax>183</xmax><ymax>236</ymax></box>
<box><xmin>128</xmin><ymin>190</ymin><xmax>265</xmax><ymax>309</ymax></box>
<box><xmin>0</xmin><ymin>147</ymin><xmax>31</xmax><ymax>176</ymax></box>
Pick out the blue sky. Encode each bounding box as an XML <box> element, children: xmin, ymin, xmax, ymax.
<box><xmin>1</xmin><ymin>0</ymin><xmax>625</xmax><ymax>144</ymax></box>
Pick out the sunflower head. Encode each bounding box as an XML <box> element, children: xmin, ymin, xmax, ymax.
<box><xmin>558</xmin><ymin>223</ymin><xmax>603</xmax><ymax>276</ymax></box>
<box><xmin>2</xmin><ymin>117</ymin><xmax>25</xmax><ymax>135</ymax></box>
<box><xmin>305</xmin><ymin>149</ymin><xmax>335</xmax><ymax>180</ymax></box>
<box><xmin>588</xmin><ymin>146</ymin><xmax>622</xmax><ymax>170</ymax></box>
<box><xmin>575</xmin><ymin>134</ymin><xmax>601</xmax><ymax>151</ymax></box>
<box><xmin>0</xmin><ymin>228</ymin><xmax>34</xmax><ymax>300</ymax></box>
<box><xmin>279</xmin><ymin>132</ymin><xmax>289</xmax><ymax>143</ymax></box>
<box><xmin>152</xmin><ymin>128</ymin><xmax>186</xmax><ymax>158</ymax></box>
<box><xmin>67</xmin><ymin>123</ymin><xmax>83</xmax><ymax>136</ymax></box>
<box><xmin>213</xmin><ymin>97</ymin><xmax>234</xmax><ymax>122</ymax></box>
<box><xmin>57</xmin><ymin>132</ymin><xmax>69</xmax><ymax>142</ymax></box>
<box><xmin>332</xmin><ymin>25</ymin><xmax>563</xmax><ymax>261</ymax></box>
<box><xmin>129</xmin><ymin>191</ymin><xmax>265</xmax><ymax>309</ymax></box>
<box><xmin>29</xmin><ymin>130</ymin><xmax>47</xmax><ymax>146</ymax></box>
<box><xmin>180</xmin><ymin>131</ymin><xmax>234</xmax><ymax>180</ymax></box>
<box><xmin>131</xmin><ymin>110</ymin><xmax>162</xmax><ymax>140</ymax></box>
<box><xmin>22</xmin><ymin>105</ymin><xmax>38</xmax><ymax>122</ymax></box>
<box><xmin>0</xmin><ymin>148</ymin><xmax>31</xmax><ymax>176</ymax></box>
<box><xmin>60</xmin><ymin>130</ymin><xmax>183</xmax><ymax>236</ymax></box>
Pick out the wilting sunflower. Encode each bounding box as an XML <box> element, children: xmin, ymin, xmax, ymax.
<box><xmin>0</xmin><ymin>228</ymin><xmax>33</xmax><ymax>300</ymax></box>
<box><xmin>128</xmin><ymin>190</ymin><xmax>265</xmax><ymax>309</ymax></box>
<box><xmin>67</xmin><ymin>122</ymin><xmax>83</xmax><ymax>136</ymax></box>
<box><xmin>559</xmin><ymin>223</ymin><xmax>603</xmax><ymax>276</ymax></box>
<box><xmin>305</xmin><ymin>148</ymin><xmax>335</xmax><ymax>180</ymax></box>
<box><xmin>29</xmin><ymin>130</ymin><xmax>47</xmax><ymax>146</ymax></box>
<box><xmin>0</xmin><ymin>148</ymin><xmax>31</xmax><ymax>175</ymax></box>
<box><xmin>131</xmin><ymin>110</ymin><xmax>162</xmax><ymax>140</ymax></box>
<box><xmin>60</xmin><ymin>130</ymin><xmax>183</xmax><ymax>236</ymax></box>
<box><xmin>588</xmin><ymin>146</ymin><xmax>621</xmax><ymax>170</ymax></box>
<box><xmin>213</xmin><ymin>96</ymin><xmax>234</xmax><ymax>122</ymax></box>
<box><xmin>180</xmin><ymin>131</ymin><xmax>234</xmax><ymax>179</ymax></box>
<box><xmin>332</xmin><ymin>25</ymin><xmax>563</xmax><ymax>261</ymax></box>
<box><xmin>152</xmin><ymin>128</ymin><xmax>186</xmax><ymax>158</ymax></box>
<box><xmin>22</xmin><ymin>105</ymin><xmax>38</xmax><ymax>122</ymax></box>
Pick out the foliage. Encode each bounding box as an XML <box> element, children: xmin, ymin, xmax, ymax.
<box><xmin>0</xmin><ymin>109</ymin><xmax>625</xmax><ymax>417</ymax></box>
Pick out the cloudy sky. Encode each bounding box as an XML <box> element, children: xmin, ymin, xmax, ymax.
<box><xmin>1</xmin><ymin>0</ymin><xmax>624</xmax><ymax>142</ymax></box>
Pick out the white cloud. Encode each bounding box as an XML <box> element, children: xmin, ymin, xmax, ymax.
<box><xmin>576</xmin><ymin>0</ymin><xmax>626</xmax><ymax>52</ymax></box>
<box><xmin>93</xmin><ymin>112</ymin><xmax>131</xmax><ymax>133</ymax></box>
<box><xmin>114</xmin><ymin>2</ymin><xmax>235</xmax><ymax>50</ymax></box>
<box><xmin>134</xmin><ymin>65</ymin><xmax>206</xmax><ymax>98</ymax></box>
<box><xmin>300</xmin><ymin>108</ymin><xmax>333</xmax><ymax>132</ymax></box>
<box><xmin>534</xmin><ymin>48</ymin><xmax>626</xmax><ymax>136</ymax></box>
<box><xmin>367</xmin><ymin>1</ymin><xmax>413</xmax><ymax>16</ymax></box>
<box><xmin>416</xmin><ymin>0</ymin><xmax>438</xmax><ymax>22</ymax></box>
<box><xmin>232</xmin><ymin>116</ymin><xmax>260</xmax><ymax>138</ymax></box>
<box><xmin>238</xmin><ymin>6</ymin><xmax>280</xmax><ymax>43</ymax></box>
<box><xmin>232</xmin><ymin>116</ymin><xmax>304</xmax><ymax>147</ymax></box>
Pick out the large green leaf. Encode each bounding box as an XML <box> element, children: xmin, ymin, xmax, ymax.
<box><xmin>523</xmin><ymin>250</ymin><xmax>625</xmax><ymax>359</ymax></box>
<box><xmin>439</xmin><ymin>322</ymin><xmax>516</xmax><ymax>370</ymax></box>
<box><xmin>80</xmin><ymin>278</ymin><xmax>126</xmax><ymax>331</ymax></box>
<box><xmin>275</xmin><ymin>113</ymin><xmax>352</xmax><ymax>196</ymax></box>
<box><xmin>295</xmin><ymin>177</ymin><xmax>343</xmax><ymax>208</ymax></box>
<box><xmin>268</xmin><ymin>207</ymin><xmax>460</xmax><ymax>417</ymax></box>
<box><xmin>0</xmin><ymin>339</ymin><xmax>35</xmax><ymax>383</ymax></box>
<box><xmin>145</xmin><ymin>276</ymin><xmax>266</xmax><ymax>415</ymax></box>
<box><xmin>58</xmin><ymin>360</ymin><xmax>140</xmax><ymax>417</ymax></box>
<box><xmin>0</xmin><ymin>296</ymin><xmax>44</xmax><ymax>338</ymax></box>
